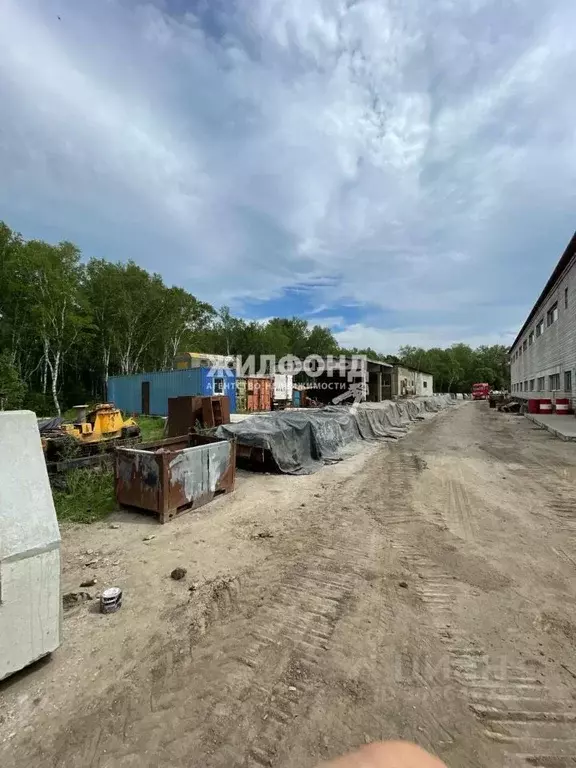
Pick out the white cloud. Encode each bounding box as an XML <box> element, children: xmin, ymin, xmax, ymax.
<box><xmin>1</xmin><ymin>0</ymin><xmax>575</xmax><ymax>342</ymax></box>
<box><xmin>335</xmin><ymin>323</ymin><xmax>516</xmax><ymax>354</ymax></box>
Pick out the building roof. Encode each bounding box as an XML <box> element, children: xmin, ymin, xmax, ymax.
<box><xmin>393</xmin><ymin>363</ymin><xmax>434</xmax><ymax>376</ymax></box>
<box><xmin>366</xmin><ymin>357</ymin><xmax>393</xmax><ymax>369</ymax></box>
<box><xmin>511</xmin><ymin>231</ymin><xmax>576</xmax><ymax>352</ymax></box>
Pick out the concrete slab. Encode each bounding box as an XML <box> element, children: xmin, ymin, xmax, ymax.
<box><xmin>0</xmin><ymin>410</ymin><xmax>61</xmax><ymax>681</ymax></box>
<box><xmin>526</xmin><ymin>412</ymin><xmax>576</xmax><ymax>441</ymax></box>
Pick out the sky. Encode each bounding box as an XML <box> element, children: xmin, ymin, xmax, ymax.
<box><xmin>1</xmin><ymin>0</ymin><xmax>575</xmax><ymax>354</ymax></box>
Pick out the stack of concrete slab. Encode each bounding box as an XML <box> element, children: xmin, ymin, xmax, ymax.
<box><xmin>0</xmin><ymin>411</ymin><xmax>61</xmax><ymax>681</ymax></box>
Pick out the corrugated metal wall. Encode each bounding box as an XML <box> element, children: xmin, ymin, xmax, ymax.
<box><xmin>108</xmin><ymin>368</ymin><xmax>237</xmax><ymax>416</ymax></box>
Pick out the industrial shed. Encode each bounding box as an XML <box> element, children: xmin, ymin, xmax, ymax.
<box><xmin>301</xmin><ymin>357</ymin><xmax>393</xmax><ymax>404</ymax></box>
<box><xmin>107</xmin><ymin>368</ymin><xmax>237</xmax><ymax>416</ymax></box>
<box><xmin>510</xmin><ymin>231</ymin><xmax>576</xmax><ymax>406</ymax></box>
<box><xmin>390</xmin><ymin>365</ymin><xmax>434</xmax><ymax>398</ymax></box>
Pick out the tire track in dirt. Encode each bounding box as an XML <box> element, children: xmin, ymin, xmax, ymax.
<box><xmin>37</xmin><ymin>473</ymin><xmax>390</xmax><ymax>768</ymax></box>
<box><xmin>445</xmin><ymin>472</ymin><xmax>476</xmax><ymax>543</ymax></box>
<box><xmin>380</xmin><ymin>411</ymin><xmax>576</xmax><ymax>768</ymax></box>
<box><xmin>303</xmin><ymin>441</ymin><xmax>470</xmax><ymax>763</ymax></box>
<box><xmin>389</xmin><ymin>539</ymin><xmax>576</xmax><ymax>767</ymax></box>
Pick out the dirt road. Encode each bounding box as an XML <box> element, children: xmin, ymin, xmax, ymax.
<box><xmin>2</xmin><ymin>402</ymin><xmax>576</xmax><ymax>767</ymax></box>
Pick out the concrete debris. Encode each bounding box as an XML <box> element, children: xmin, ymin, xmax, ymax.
<box><xmin>171</xmin><ymin>567</ymin><xmax>187</xmax><ymax>581</ymax></box>
<box><xmin>84</xmin><ymin>560</ymin><xmax>98</xmax><ymax>567</ymax></box>
<box><xmin>143</xmin><ymin>535</ymin><xmax>156</xmax><ymax>542</ymax></box>
<box><xmin>80</xmin><ymin>577</ymin><xmax>97</xmax><ymax>588</ymax></box>
<box><xmin>62</xmin><ymin>592</ymin><xmax>93</xmax><ymax>610</ymax></box>
<box><xmin>398</xmin><ymin>581</ymin><xmax>408</xmax><ymax>589</ymax></box>
<box><xmin>109</xmin><ymin>524</ymin><xmax>120</xmax><ymax>529</ymax></box>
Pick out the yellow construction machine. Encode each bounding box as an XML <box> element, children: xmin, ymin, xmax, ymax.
<box><xmin>40</xmin><ymin>403</ymin><xmax>141</xmax><ymax>462</ymax></box>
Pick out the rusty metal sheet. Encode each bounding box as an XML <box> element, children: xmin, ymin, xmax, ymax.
<box><xmin>168</xmin><ymin>440</ymin><xmax>230</xmax><ymax>508</ymax></box>
<box><xmin>115</xmin><ymin>449</ymin><xmax>161</xmax><ymax>512</ymax></box>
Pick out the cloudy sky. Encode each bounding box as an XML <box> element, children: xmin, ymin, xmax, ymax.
<box><xmin>1</xmin><ymin>0</ymin><xmax>575</xmax><ymax>353</ymax></box>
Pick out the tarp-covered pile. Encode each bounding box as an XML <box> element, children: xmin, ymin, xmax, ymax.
<box><xmin>216</xmin><ymin>396</ymin><xmax>455</xmax><ymax>474</ymax></box>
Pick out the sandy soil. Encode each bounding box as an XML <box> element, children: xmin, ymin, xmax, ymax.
<box><xmin>2</xmin><ymin>402</ymin><xmax>576</xmax><ymax>767</ymax></box>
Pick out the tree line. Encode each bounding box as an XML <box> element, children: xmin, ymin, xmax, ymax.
<box><xmin>0</xmin><ymin>220</ymin><xmax>510</xmax><ymax>414</ymax></box>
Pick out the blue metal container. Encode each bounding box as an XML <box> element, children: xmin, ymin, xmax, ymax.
<box><xmin>107</xmin><ymin>368</ymin><xmax>236</xmax><ymax>416</ymax></box>
<box><xmin>292</xmin><ymin>389</ymin><xmax>301</xmax><ymax>407</ymax></box>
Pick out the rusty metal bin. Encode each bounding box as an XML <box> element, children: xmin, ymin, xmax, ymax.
<box><xmin>115</xmin><ymin>434</ymin><xmax>236</xmax><ymax>523</ymax></box>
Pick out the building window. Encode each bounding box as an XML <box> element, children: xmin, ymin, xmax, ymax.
<box><xmin>529</xmin><ymin>331</ymin><xmax>534</xmax><ymax>345</ymax></box>
<box><xmin>565</xmin><ymin>287</ymin><xmax>569</xmax><ymax>309</ymax></box>
<box><xmin>522</xmin><ymin>340</ymin><xmax>528</xmax><ymax>352</ymax></box>
<box><xmin>423</xmin><ymin>381</ymin><xmax>428</xmax><ymax>388</ymax></box>
<box><xmin>549</xmin><ymin>373</ymin><xmax>560</xmax><ymax>391</ymax></box>
<box><xmin>565</xmin><ymin>371</ymin><xmax>572</xmax><ymax>392</ymax></box>
<box><xmin>547</xmin><ymin>303</ymin><xmax>558</xmax><ymax>327</ymax></box>
<box><xmin>537</xmin><ymin>376</ymin><xmax>545</xmax><ymax>390</ymax></box>
<box><xmin>519</xmin><ymin>346</ymin><xmax>523</xmax><ymax>357</ymax></box>
<box><xmin>536</xmin><ymin>319</ymin><xmax>544</xmax><ymax>337</ymax></box>
<box><xmin>530</xmin><ymin>380</ymin><xmax>535</xmax><ymax>391</ymax></box>
<box><xmin>214</xmin><ymin>377</ymin><xmax>225</xmax><ymax>394</ymax></box>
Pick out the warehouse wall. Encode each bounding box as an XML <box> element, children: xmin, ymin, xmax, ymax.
<box><xmin>391</xmin><ymin>367</ymin><xmax>433</xmax><ymax>397</ymax></box>
<box><xmin>415</xmin><ymin>372</ymin><xmax>434</xmax><ymax>396</ymax></box>
<box><xmin>510</xmin><ymin>253</ymin><xmax>576</xmax><ymax>404</ymax></box>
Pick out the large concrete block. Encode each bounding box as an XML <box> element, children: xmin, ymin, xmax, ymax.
<box><xmin>0</xmin><ymin>410</ymin><xmax>61</xmax><ymax>681</ymax></box>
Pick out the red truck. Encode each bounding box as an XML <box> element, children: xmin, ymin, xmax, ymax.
<box><xmin>472</xmin><ymin>383</ymin><xmax>491</xmax><ymax>400</ymax></box>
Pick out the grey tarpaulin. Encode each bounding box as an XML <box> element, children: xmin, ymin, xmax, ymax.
<box><xmin>216</xmin><ymin>396</ymin><xmax>454</xmax><ymax>475</ymax></box>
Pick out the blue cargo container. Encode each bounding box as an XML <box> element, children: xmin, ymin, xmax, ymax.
<box><xmin>107</xmin><ymin>368</ymin><xmax>236</xmax><ymax>416</ymax></box>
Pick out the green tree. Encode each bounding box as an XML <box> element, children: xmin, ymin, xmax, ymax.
<box><xmin>0</xmin><ymin>351</ymin><xmax>26</xmax><ymax>409</ymax></box>
<box><xmin>19</xmin><ymin>240</ymin><xmax>88</xmax><ymax>414</ymax></box>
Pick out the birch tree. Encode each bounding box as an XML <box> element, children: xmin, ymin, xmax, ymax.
<box><xmin>21</xmin><ymin>240</ymin><xmax>87</xmax><ymax>414</ymax></box>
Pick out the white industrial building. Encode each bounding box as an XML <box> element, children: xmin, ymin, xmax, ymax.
<box><xmin>390</xmin><ymin>365</ymin><xmax>434</xmax><ymax>398</ymax></box>
<box><xmin>510</xmin><ymin>231</ymin><xmax>576</xmax><ymax>403</ymax></box>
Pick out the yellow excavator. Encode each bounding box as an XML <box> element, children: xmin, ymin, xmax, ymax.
<box><xmin>40</xmin><ymin>403</ymin><xmax>141</xmax><ymax>462</ymax></box>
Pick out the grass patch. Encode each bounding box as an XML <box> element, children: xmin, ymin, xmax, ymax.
<box><xmin>137</xmin><ymin>415</ymin><xmax>166</xmax><ymax>442</ymax></box>
<box><xmin>52</xmin><ymin>467</ymin><xmax>116</xmax><ymax>524</ymax></box>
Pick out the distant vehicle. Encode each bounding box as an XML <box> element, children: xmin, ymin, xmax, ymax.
<box><xmin>472</xmin><ymin>383</ymin><xmax>491</xmax><ymax>400</ymax></box>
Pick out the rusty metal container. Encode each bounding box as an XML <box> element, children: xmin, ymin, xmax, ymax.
<box><xmin>202</xmin><ymin>396</ymin><xmax>230</xmax><ymax>427</ymax></box>
<box><xmin>245</xmin><ymin>377</ymin><xmax>272</xmax><ymax>412</ymax></box>
<box><xmin>167</xmin><ymin>396</ymin><xmax>204</xmax><ymax>437</ymax></box>
<box><xmin>114</xmin><ymin>434</ymin><xmax>236</xmax><ymax>523</ymax></box>
<box><xmin>259</xmin><ymin>378</ymin><xmax>272</xmax><ymax>411</ymax></box>
<box><xmin>167</xmin><ymin>395</ymin><xmax>230</xmax><ymax>435</ymax></box>
<box><xmin>236</xmin><ymin>379</ymin><xmax>247</xmax><ymax>412</ymax></box>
